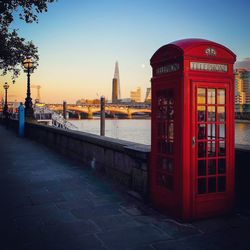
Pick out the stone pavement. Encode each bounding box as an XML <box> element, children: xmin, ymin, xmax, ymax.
<box><xmin>0</xmin><ymin>125</ymin><xmax>250</xmax><ymax>250</ymax></box>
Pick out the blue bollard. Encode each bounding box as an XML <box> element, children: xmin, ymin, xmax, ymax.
<box><xmin>18</xmin><ymin>102</ymin><xmax>25</xmax><ymax>137</ymax></box>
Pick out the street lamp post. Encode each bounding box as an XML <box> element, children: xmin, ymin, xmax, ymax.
<box><xmin>23</xmin><ymin>57</ymin><xmax>34</xmax><ymax>118</ymax></box>
<box><xmin>3</xmin><ymin>82</ymin><xmax>9</xmax><ymax>116</ymax></box>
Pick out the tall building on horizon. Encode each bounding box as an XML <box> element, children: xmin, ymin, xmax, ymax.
<box><xmin>235</xmin><ymin>68</ymin><xmax>250</xmax><ymax>113</ymax></box>
<box><xmin>112</xmin><ymin>78</ymin><xmax>118</xmax><ymax>103</ymax></box>
<box><xmin>145</xmin><ymin>87</ymin><xmax>151</xmax><ymax>103</ymax></box>
<box><xmin>235</xmin><ymin>69</ymin><xmax>250</xmax><ymax>104</ymax></box>
<box><xmin>130</xmin><ymin>87</ymin><xmax>141</xmax><ymax>102</ymax></box>
<box><xmin>112</xmin><ymin>61</ymin><xmax>121</xmax><ymax>103</ymax></box>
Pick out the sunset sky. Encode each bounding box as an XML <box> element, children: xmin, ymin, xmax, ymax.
<box><xmin>1</xmin><ymin>0</ymin><xmax>250</xmax><ymax>103</ymax></box>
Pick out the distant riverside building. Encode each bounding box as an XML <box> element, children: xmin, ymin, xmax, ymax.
<box><xmin>130</xmin><ymin>87</ymin><xmax>141</xmax><ymax>102</ymax></box>
<box><xmin>235</xmin><ymin>68</ymin><xmax>250</xmax><ymax>113</ymax></box>
<box><xmin>76</xmin><ymin>99</ymin><xmax>100</xmax><ymax>105</ymax></box>
<box><xmin>112</xmin><ymin>61</ymin><xmax>121</xmax><ymax>103</ymax></box>
<box><xmin>235</xmin><ymin>69</ymin><xmax>246</xmax><ymax>104</ymax></box>
<box><xmin>145</xmin><ymin>87</ymin><xmax>151</xmax><ymax>103</ymax></box>
<box><xmin>119</xmin><ymin>98</ymin><xmax>132</xmax><ymax>103</ymax></box>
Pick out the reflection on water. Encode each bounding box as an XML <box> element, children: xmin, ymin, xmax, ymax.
<box><xmin>70</xmin><ymin>119</ymin><xmax>250</xmax><ymax>146</ymax></box>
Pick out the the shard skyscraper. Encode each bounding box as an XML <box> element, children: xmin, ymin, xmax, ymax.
<box><xmin>112</xmin><ymin>61</ymin><xmax>121</xmax><ymax>103</ymax></box>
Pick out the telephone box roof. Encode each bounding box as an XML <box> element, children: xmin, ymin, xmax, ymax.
<box><xmin>170</xmin><ymin>38</ymin><xmax>235</xmax><ymax>55</ymax></box>
<box><xmin>151</xmin><ymin>38</ymin><xmax>236</xmax><ymax>63</ymax></box>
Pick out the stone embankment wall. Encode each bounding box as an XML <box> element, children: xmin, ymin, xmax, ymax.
<box><xmin>25</xmin><ymin>122</ymin><xmax>150</xmax><ymax>198</ymax></box>
<box><xmin>3</xmin><ymin>119</ymin><xmax>250</xmax><ymax>208</ymax></box>
<box><xmin>235</xmin><ymin>145</ymin><xmax>250</xmax><ymax>208</ymax></box>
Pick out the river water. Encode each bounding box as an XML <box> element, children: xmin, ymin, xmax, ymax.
<box><xmin>70</xmin><ymin>119</ymin><xmax>250</xmax><ymax>146</ymax></box>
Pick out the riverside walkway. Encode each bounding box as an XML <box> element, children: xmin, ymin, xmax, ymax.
<box><xmin>0</xmin><ymin>125</ymin><xmax>250</xmax><ymax>250</ymax></box>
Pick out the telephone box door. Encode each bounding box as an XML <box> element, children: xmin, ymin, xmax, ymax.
<box><xmin>192</xmin><ymin>82</ymin><xmax>233</xmax><ymax>217</ymax></box>
<box><xmin>151</xmin><ymin>81</ymin><xmax>180</xmax><ymax>216</ymax></box>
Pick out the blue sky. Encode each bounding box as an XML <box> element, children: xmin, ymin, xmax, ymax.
<box><xmin>3</xmin><ymin>0</ymin><xmax>250</xmax><ymax>103</ymax></box>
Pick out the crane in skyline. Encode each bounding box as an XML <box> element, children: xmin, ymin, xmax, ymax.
<box><xmin>31</xmin><ymin>85</ymin><xmax>41</xmax><ymax>103</ymax></box>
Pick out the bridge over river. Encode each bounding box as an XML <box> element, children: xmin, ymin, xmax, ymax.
<box><xmin>48</xmin><ymin>103</ymin><xmax>151</xmax><ymax>119</ymax></box>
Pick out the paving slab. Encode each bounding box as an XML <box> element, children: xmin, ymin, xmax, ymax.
<box><xmin>91</xmin><ymin>214</ymin><xmax>142</xmax><ymax>231</ymax></box>
<box><xmin>97</xmin><ymin>225</ymin><xmax>171</xmax><ymax>250</ymax></box>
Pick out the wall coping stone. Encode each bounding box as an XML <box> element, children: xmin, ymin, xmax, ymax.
<box><xmin>235</xmin><ymin>143</ymin><xmax>250</xmax><ymax>152</ymax></box>
<box><xmin>124</xmin><ymin>144</ymin><xmax>151</xmax><ymax>161</ymax></box>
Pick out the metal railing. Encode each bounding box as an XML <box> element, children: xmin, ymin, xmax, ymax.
<box><xmin>34</xmin><ymin>106</ymin><xmax>78</xmax><ymax>130</ymax></box>
<box><xmin>51</xmin><ymin>112</ymin><xmax>78</xmax><ymax>130</ymax></box>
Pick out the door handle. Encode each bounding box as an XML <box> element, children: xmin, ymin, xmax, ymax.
<box><xmin>192</xmin><ymin>137</ymin><xmax>196</xmax><ymax>147</ymax></box>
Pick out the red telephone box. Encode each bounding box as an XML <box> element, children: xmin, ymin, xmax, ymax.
<box><xmin>150</xmin><ymin>39</ymin><xmax>236</xmax><ymax>220</ymax></box>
